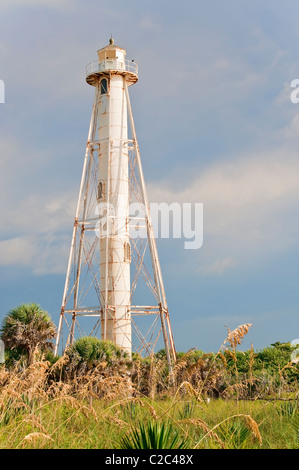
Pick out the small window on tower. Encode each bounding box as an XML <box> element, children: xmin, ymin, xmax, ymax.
<box><xmin>124</xmin><ymin>241</ymin><xmax>131</xmax><ymax>263</ymax></box>
<box><xmin>100</xmin><ymin>78</ymin><xmax>108</xmax><ymax>95</ymax></box>
<box><xmin>98</xmin><ymin>181</ymin><xmax>104</xmax><ymax>200</ymax></box>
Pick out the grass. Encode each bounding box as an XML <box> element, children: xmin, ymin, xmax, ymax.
<box><xmin>0</xmin><ymin>323</ymin><xmax>298</xmax><ymax>449</ymax></box>
<box><xmin>0</xmin><ymin>389</ymin><xmax>298</xmax><ymax>449</ymax></box>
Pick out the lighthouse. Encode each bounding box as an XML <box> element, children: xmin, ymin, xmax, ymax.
<box><xmin>55</xmin><ymin>39</ymin><xmax>176</xmax><ymax>369</ymax></box>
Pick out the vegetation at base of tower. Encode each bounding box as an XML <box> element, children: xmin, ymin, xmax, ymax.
<box><xmin>66</xmin><ymin>337</ymin><xmax>129</xmax><ymax>368</ymax></box>
<box><xmin>0</xmin><ymin>304</ymin><xmax>298</xmax><ymax>449</ymax></box>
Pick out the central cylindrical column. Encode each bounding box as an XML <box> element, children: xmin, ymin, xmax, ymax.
<box><xmin>97</xmin><ymin>72</ymin><xmax>131</xmax><ymax>354</ymax></box>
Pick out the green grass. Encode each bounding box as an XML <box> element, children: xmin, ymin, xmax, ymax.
<box><xmin>0</xmin><ymin>396</ymin><xmax>298</xmax><ymax>449</ymax></box>
<box><xmin>0</xmin><ymin>334</ymin><xmax>298</xmax><ymax>449</ymax></box>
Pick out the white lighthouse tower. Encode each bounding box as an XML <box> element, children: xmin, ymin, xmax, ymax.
<box><xmin>55</xmin><ymin>39</ymin><xmax>176</xmax><ymax>369</ymax></box>
<box><xmin>96</xmin><ymin>39</ymin><xmax>132</xmax><ymax>353</ymax></box>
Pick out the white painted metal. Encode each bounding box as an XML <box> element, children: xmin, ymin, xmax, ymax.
<box><xmin>86</xmin><ymin>59</ymin><xmax>138</xmax><ymax>83</ymax></box>
<box><xmin>55</xmin><ymin>39</ymin><xmax>176</xmax><ymax>370</ymax></box>
<box><xmin>98</xmin><ymin>69</ymin><xmax>131</xmax><ymax>353</ymax></box>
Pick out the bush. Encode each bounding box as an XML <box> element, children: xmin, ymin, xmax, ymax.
<box><xmin>63</xmin><ymin>337</ymin><xmax>131</xmax><ymax>381</ymax></box>
<box><xmin>120</xmin><ymin>420</ymin><xmax>189</xmax><ymax>449</ymax></box>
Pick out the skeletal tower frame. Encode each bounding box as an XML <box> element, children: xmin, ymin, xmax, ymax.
<box><xmin>55</xmin><ymin>39</ymin><xmax>176</xmax><ymax>371</ymax></box>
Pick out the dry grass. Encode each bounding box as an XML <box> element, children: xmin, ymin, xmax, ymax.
<box><xmin>222</xmin><ymin>324</ymin><xmax>253</xmax><ymax>350</ymax></box>
<box><xmin>0</xmin><ymin>358</ymin><xmax>296</xmax><ymax>449</ymax></box>
<box><xmin>0</xmin><ymin>322</ymin><xmax>297</xmax><ymax>449</ymax></box>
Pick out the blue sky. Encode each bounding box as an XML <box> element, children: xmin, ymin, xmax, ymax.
<box><xmin>0</xmin><ymin>0</ymin><xmax>298</xmax><ymax>352</ymax></box>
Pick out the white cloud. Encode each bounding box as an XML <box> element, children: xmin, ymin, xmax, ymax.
<box><xmin>276</xmin><ymin>80</ymin><xmax>294</xmax><ymax>105</ymax></box>
<box><xmin>282</xmin><ymin>114</ymin><xmax>299</xmax><ymax>139</ymax></box>
<box><xmin>2</xmin><ymin>143</ymin><xmax>295</xmax><ymax>276</ymax></box>
<box><xmin>0</xmin><ymin>236</ymin><xmax>37</xmax><ymax>266</ymax></box>
<box><xmin>147</xmin><ymin>147</ymin><xmax>299</xmax><ymax>270</ymax></box>
<box><xmin>32</xmin><ymin>234</ymin><xmax>71</xmax><ymax>275</ymax></box>
<box><xmin>0</xmin><ymin>135</ymin><xmax>76</xmax><ymax>274</ymax></box>
<box><xmin>139</xmin><ymin>15</ymin><xmax>162</xmax><ymax>31</ymax></box>
<box><xmin>199</xmin><ymin>257</ymin><xmax>236</xmax><ymax>275</ymax></box>
<box><xmin>1</xmin><ymin>189</ymin><xmax>76</xmax><ymax>237</ymax></box>
<box><xmin>0</xmin><ymin>233</ymin><xmax>70</xmax><ymax>275</ymax></box>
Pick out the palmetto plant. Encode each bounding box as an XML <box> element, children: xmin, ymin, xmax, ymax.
<box><xmin>66</xmin><ymin>337</ymin><xmax>129</xmax><ymax>368</ymax></box>
<box><xmin>120</xmin><ymin>420</ymin><xmax>189</xmax><ymax>449</ymax></box>
<box><xmin>0</xmin><ymin>303</ymin><xmax>56</xmax><ymax>365</ymax></box>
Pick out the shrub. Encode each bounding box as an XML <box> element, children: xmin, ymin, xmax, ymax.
<box><xmin>120</xmin><ymin>420</ymin><xmax>189</xmax><ymax>449</ymax></box>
